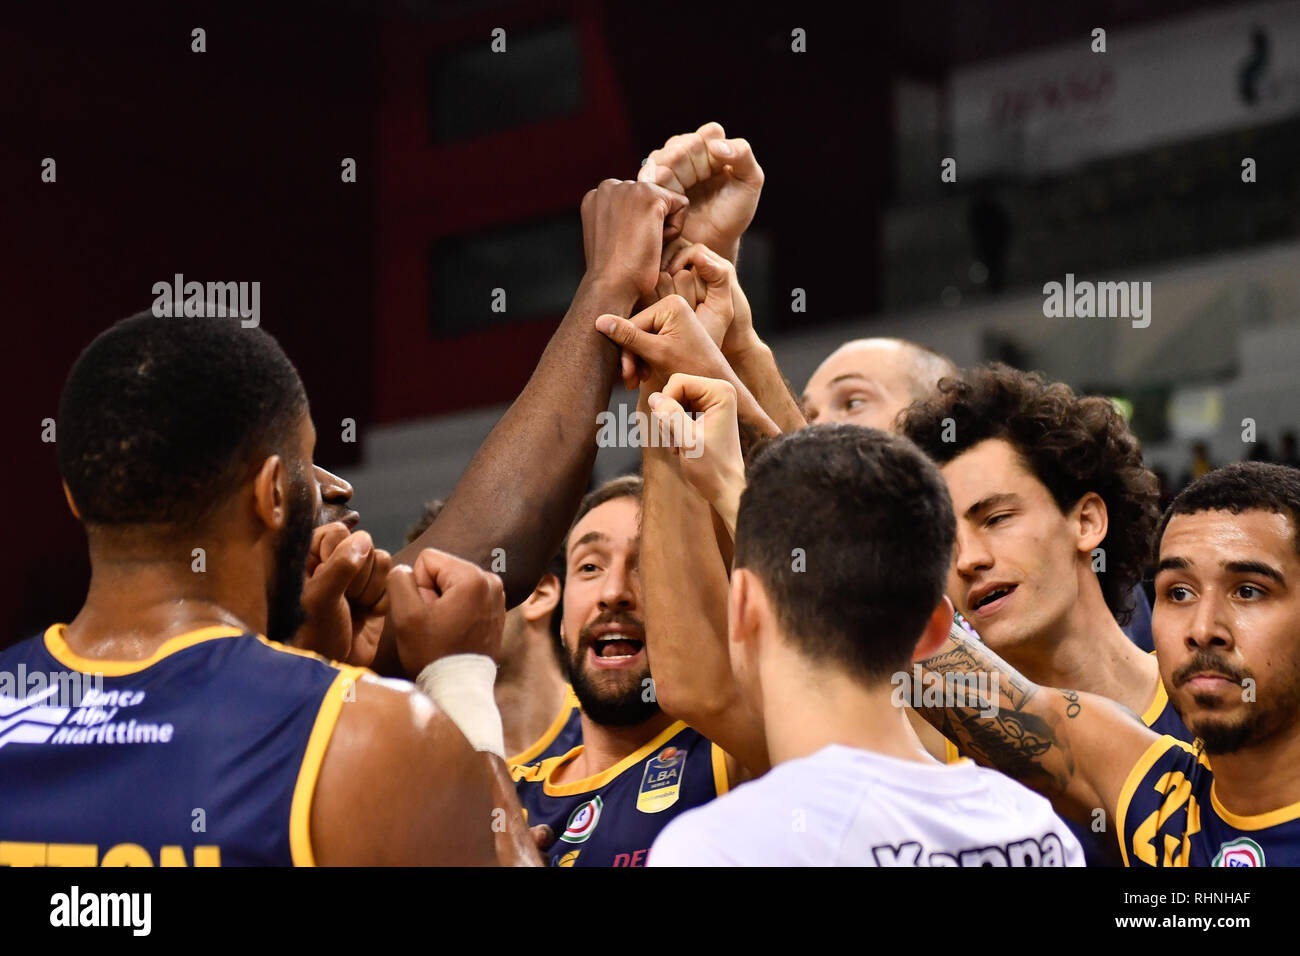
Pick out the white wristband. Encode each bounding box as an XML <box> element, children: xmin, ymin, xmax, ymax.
<box><xmin>415</xmin><ymin>654</ymin><xmax>505</xmax><ymax>761</ymax></box>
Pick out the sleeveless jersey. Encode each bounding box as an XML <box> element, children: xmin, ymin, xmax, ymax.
<box><xmin>1119</xmin><ymin>735</ymin><xmax>1300</xmax><ymax>867</ymax></box>
<box><xmin>941</xmin><ymin>656</ymin><xmax>1194</xmax><ymax>866</ymax></box>
<box><xmin>506</xmin><ymin>686</ymin><xmax>583</xmax><ymax>766</ymax></box>
<box><xmin>511</xmin><ymin>720</ymin><xmax>727</xmax><ymax>867</ymax></box>
<box><xmin>0</xmin><ymin>624</ymin><xmax>363</xmax><ymax>867</ymax></box>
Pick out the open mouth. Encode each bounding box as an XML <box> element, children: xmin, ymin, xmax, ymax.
<box><xmin>970</xmin><ymin>584</ymin><xmax>1017</xmax><ymax>614</ymax></box>
<box><xmin>592</xmin><ymin>635</ymin><xmax>644</xmax><ymax>660</ymax></box>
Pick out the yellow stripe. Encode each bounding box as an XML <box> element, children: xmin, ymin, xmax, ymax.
<box><xmin>538</xmin><ymin>721</ymin><xmax>688</xmax><ymax>797</ymax></box>
<box><xmin>289</xmin><ymin>665</ymin><xmax>367</xmax><ymax>867</ymax></box>
<box><xmin>1115</xmin><ymin>735</ymin><xmax>1192</xmax><ymax>867</ymax></box>
<box><xmin>507</xmin><ymin>685</ymin><xmax>579</xmax><ymax>765</ymax></box>
<box><xmin>943</xmin><ymin>736</ymin><xmax>962</xmax><ymax>764</ymax></box>
<box><xmin>711</xmin><ymin>744</ymin><xmax>729</xmax><ymax>796</ymax></box>
<box><xmin>43</xmin><ymin>623</ymin><xmax>245</xmax><ymax>676</ymax></box>
<box><xmin>1140</xmin><ymin>656</ymin><xmax>1169</xmax><ymax>727</ymax></box>
<box><xmin>1210</xmin><ymin>781</ymin><xmax>1300</xmax><ymax>830</ymax></box>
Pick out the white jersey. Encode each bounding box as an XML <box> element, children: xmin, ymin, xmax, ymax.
<box><xmin>648</xmin><ymin>744</ymin><xmax>1084</xmax><ymax>866</ymax></box>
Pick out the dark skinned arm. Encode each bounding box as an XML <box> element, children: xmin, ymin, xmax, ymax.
<box><xmin>372</xmin><ymin>180</ymin><xmax>688</xmax><ymax>677</ymax></box>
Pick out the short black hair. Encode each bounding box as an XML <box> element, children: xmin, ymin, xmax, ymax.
<box><xmin>1156</xmin><ymin>462</ymin><xmax>1300</xmax><ymax>558</ymax></box>
<box><xmin>734</xmin><ymin>424</ymin><xmax>956</xmax><ymax>683</ymax></box>
<box><xmin>899</xmin><ymin>363</ymin><xmax>1157</xmax><ymax>625</ymax></box>
<box><xmin>58</xmin><ymin>309</ymin><xmax>308</xmax><ymax>528</ymax></box>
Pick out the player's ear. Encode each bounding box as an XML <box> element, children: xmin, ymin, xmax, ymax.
<box><xmin>61</xmin><ymin>480</ymin><xmax>82</xmax><ymax>520</ymax></box>
<box><xmin>912</xmin><ymin>595</ymin><xmax>955</xmax><ymax>662</ymax></box>
<box><xmin>521</xmin><ymin>573</ymin><xmax>561</xmax><ymax>623</ymax></box>
<box><xmin>728</xmin><ymin>568</ymin><xmax>765</xmax><ymax>650</ymax></box>
<box><xmin>1073</xmin><ymin>492</ymin><xmax>1108</xmax><ymax>555</ymax></box>
<box><xmin>252</xmin><ymin>454</ymin><xmax>289</xmax><ymax>532</ymax></box>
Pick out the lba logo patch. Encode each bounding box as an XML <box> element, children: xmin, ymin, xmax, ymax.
<box><xmin>560</xmin><ymin>796</ymin><xmax>603</xmax><ymax>844</ymax></box>
<box><xmin>1213</xmin><ymin>837</ymin><xmax>1265</xmax><ymax>867</ymax></box>
<box><xmin>637</xmin><ymin>745</ymin><xmax>687</xmax><ymax>813</ymax></box>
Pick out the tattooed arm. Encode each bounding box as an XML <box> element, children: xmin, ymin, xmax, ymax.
<box><xmin>918</xmin><ymin>623</ymin><xmax>1160</xmax><ymax>826</ymax></box>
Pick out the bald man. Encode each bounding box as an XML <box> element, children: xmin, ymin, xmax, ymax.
<box><xmin>801</xmin><ymin>338</ymin><xmax>956</xmax><ymax>430</ymax></box>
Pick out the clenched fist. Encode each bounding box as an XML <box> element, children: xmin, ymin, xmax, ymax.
<box><xmin>581</xmin><ymin>179</ymin><xmax>688</xmax><ymax>304</ymax></box>
<box><xmin>387</xmin><ymin>547</ymin><xmax>507</xmax><ymax>677</ymax></box>
<box><xmin>298</xmin><ymin>523</ymin><xmax>392</xmax><ymax>667</ymax></box>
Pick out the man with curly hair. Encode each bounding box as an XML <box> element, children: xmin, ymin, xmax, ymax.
<box><xmin>899</xmin><ymin>365</ymin><xmax>1186</xmax><ymax>737</ymax></box>
<box><xmin>899</xmin><ymin>364</ymin><xmax>1190</xmax><ymax>864</ymax></box>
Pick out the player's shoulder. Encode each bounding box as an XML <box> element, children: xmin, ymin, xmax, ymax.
<box><xmin>1117</xmin><ymin>735</ymin><xmax>1204</xmax><ymax>812</ymax></box>
<box><xmin>647</xmin><ymin>797</ymin><xmax>739</xmax><ymax>866</ymax></box>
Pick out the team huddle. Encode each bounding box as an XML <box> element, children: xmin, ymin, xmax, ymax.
<box><xmin>4</xmin><ymin>122</ymin><xmax>1299</xmax><ymax>868</ymax></box>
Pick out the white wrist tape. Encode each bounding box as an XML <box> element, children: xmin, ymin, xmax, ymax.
<box><xmin>416</xmin><ymin>654</ymin><xmax>505</xmax><ymax>760</ymax></box>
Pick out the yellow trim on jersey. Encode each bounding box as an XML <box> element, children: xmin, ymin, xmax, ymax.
<box><xmin>711</xmin><ymin>744</ymin><xmax>729</xmax><ymax>796</ymax></box>
<box><xmin>289</xmin><ymin>664</ymin><xmax>368</xmax><ymax>867</ymax></box>
<box><xmin>1140</xmin><ymin>651</ymin><xmax>1170</xmax><ymax>727</ymax></box>
<box><xmin>1115</xmin><ymin>734</ymin><xmax>1194</xmax><ymax>868</ymax></box>
<box><xmin>520</xmin><ymin>721</ymin><xmax>689</xmax><ymax>797</ymax></box>
<box><xmin>1210</xmin><ymin>782</ymin><xmax>1300</xmax><ymax>831</ymax></box>
<box><xmin>43</xmin><ymin>623</ymin><xmax>245</xmax><ymax>676</ymax></box>
<box><xmin>507</xmin><ymin>685</ymin><xmax>580</xmax><ymax>765</ymax></box>
<box><xmin>943</xmin><ymin>737</ymin><xmax>962</xmax><ymax>764</ymax></box>
<box><xmin>1140</xmin><ymin>679</ymin><xmax>1170</xmax><ymax>727</ymax></box>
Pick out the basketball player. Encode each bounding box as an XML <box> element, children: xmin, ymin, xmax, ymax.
<box><xmin>898</xmin><ymin>365</ymin><xmax>1186</xmax><ymax>740</ymax></box>
<box><xmin>510</xmin><ymin>477</ymin><xmax>735</xmax><ymax>867</ymax></box>
<box><xmin>801</xmin><ymin>337</ymin><xmax>956</xmax><ymax>431</ymax></box>
<box><xmin>647</xmin><ymin>422</ymin><xmax>1083</xmax><ymax>866</ymax></box>
<box><xmin>804</xmin><ymin>338</ymin><xmax>1155</xmax><ymax>651</ymax></box>
<box><xmin>365</xmin><ymin>176</ymin><xmax>692</xmax><ymax>679</ymax></box>
<box><xmin>0</xmin><ymin>312</ymin><xmax>536</xmax><ymax>866</ymax></box>
<box><xmin>913</xmin><ymin>461</ymin><xmax>1300</xmax><ymax>866</ymax></box>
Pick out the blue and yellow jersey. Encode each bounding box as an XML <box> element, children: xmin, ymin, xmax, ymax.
<box><xmin>941</xmin><ymin>666</ymin><xmax>1194</xmax><ymax>865</ymax></box>
<box><xmin>1140</xmin><ymin>671</ymin><xmax>1193</xmax><ymax>742</ymax></box>
<box><xmin>0</xmin><ymin>624</ymin><xmax>365</xmax><ymax>867</ymax></box>
<box><xmin>506</xmin><ymin>686</ymin><xmax>582</xmax><ymax>766</ymax></box>
<box><xmin>1142</xmin><ymin>651</ymin><xmax>1193</xmax><ymax>741</ymax></box>
<box><xmin>1119</xmin><ymin>736</ymin><xmax>1300</xmax><ymax>867</ymax></box>
<box><xmin>511</xmin><ymin>720</ymin><xmax>727</xmax><ymax>867</ymax></box>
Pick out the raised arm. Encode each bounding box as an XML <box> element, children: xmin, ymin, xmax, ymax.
<box><xmin>916</xmin><ymin>621</ymin><xmax>1160</xmax><ymax>826</ymax></box>
<box><xmin>658</xmin><ymin>242</ymin><xmax>805</xmax><ymax>434</ymax></box>
<box><xmin>396</xmin><ymin>180</ymin><xmax>689</xmax><ymax>608</ymax></box>
<box><xmin>639</xmin><ymin>378</ymin><xmax>768</xmax><ymax>775</ymax></box>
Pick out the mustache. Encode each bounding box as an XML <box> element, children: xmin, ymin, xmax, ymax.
<box><xmin>577</xmin><ymin>609</ymin><xmax>646</xmax><ymax>649</ymax></box>
<box><xmin>1172</xmin><ymin>651</ymin><xmax>1250</xmax><ymax>688</ymax></box>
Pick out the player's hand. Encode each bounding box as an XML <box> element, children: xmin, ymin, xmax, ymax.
<box><xmin>637</xmin><ymin>122</ymin><xmax>763</xmax><ymax>264</ymax></box>
<box><xmin>386</xmin><ymin>547</ymin><xmax>507</xmax><ymax>677</ymax></box>
<box><xmin>581</xmin><ymin>179</ymin><xmax>689</xmax><ymax>304</ymax></box>
<box><xmin>661</xmin><ymin>242</ymin><xmax>759</xmax><ymax>361</ymax></box>
<box><xmin>530</xmin><ymin>825</ymin><xmax>556</xmax><ymax>852</ymax></box>
<box><xmin>648</xmin><ymin>374</ymin><xmax>745</xmax><ymax>522</ymax></box>
<box><xmin>298</xmin><ymin>523</ymin><xmax>391</xmax><ymax>667</ymax></box>
<box><xmin>594</xmin><ymin>294</ymin><xmax>735</xmax><ymax>392</ymax></box>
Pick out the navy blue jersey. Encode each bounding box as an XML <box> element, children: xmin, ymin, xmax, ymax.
<box><xmin>506</xmin><ymin>686</ymin><xmax>583</xmax><ymax>767</ymax></box>
<box><xmin>944</xmin><ymin>662</ymin><xmax>1195</xmax><ymax>866</ymax></box>
<box><xmin>1119</xmin><ymin>736</ymin><xmax>1300</xmax><ymax>866</ymax></box>
<box><xmin>0</xmin><ymin>624</ymin><xmax>364</xmax><ymax>867</ymax></box>
<box><xmin>511</xmin><ymin>721</ymin><xmax>727</xmax><ymax>867</ymax></box>
<box><xmin>1140</xmin><ymin>670</ymin><xmax>1194</xmax><ymax>742</ymax></box>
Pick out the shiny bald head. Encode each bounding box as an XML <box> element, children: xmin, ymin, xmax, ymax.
<box><xmin>802</xmin><ymin>338</ymin><xmax>956</xmax><ymax>432</ymax></box>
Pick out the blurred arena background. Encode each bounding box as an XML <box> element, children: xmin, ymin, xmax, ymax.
<box><xmin>5</xmin><ymin>0</ymin><xmax>1300</xmax><ymax>644</ymax></box>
